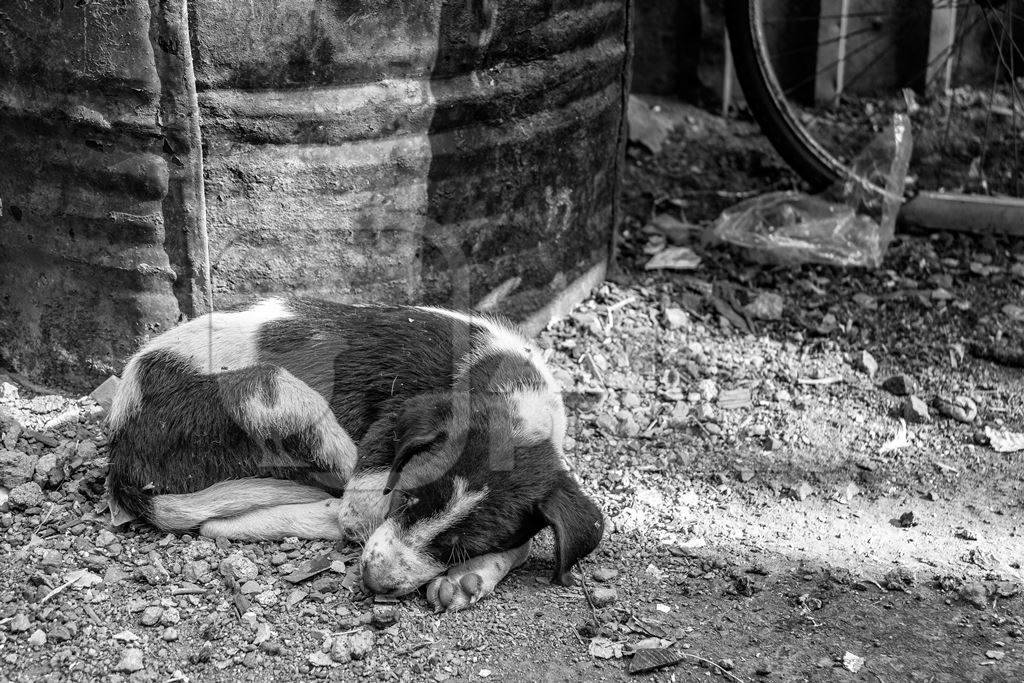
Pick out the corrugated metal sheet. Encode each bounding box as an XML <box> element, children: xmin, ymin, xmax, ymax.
<box><xmin>193</xmin><ymin>0</ymin><xmax>628</xmax><ymax>315</ymax></box>
<box><xmin>0</xmin><ymin>0</ymin><xmax>207</xmax><ymax>388</ymax></box>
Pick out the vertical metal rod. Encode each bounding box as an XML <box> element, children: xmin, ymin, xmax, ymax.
<box><xmin>833</xmin><ymin>0</ymin><xmax>850</xmax><ymax>105</ymax></box>
<box><xmin>722</xmin><ymin>27</ymin><xmax>735</xmax><ymax>118</ymax></box>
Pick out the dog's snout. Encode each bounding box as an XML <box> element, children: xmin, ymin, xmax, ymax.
<box><xmin>360</xmin><ymin>560</ymin><xmax>397</xmax><ymax>595</ymax></box>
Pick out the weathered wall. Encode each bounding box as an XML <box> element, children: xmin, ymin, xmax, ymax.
<box><xmin>0</xmin><ymin>0</ymin><xmax>207</xmax><ymax>389</ymax></box>
<box><xmin>193</xmin><ymin>0</ymin><xmax>628</xmax><ymax>317</ymax></box>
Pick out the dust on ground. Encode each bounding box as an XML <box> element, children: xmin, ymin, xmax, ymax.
<box><xmin>1</xmin><ymin>100</ymin><xmax>1023</xmax><ymax>682</ymax></box>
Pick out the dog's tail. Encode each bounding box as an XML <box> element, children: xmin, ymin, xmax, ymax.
<box><xmin>149</xmin><ymin>478</ymin><xmax>332</xmax><ymax>530</ymax></box>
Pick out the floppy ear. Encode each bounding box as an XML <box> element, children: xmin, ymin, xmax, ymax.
<box><xmin>540</xmin><ymin>474</ymin><xmax>605</xmax><ymax>586</ymax></box>
<box><xmin>385</xmin><ymin>393</ymin><xmax>452</xmax><ymax>492</ymax></box>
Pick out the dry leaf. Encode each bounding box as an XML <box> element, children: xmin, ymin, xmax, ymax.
<box><xmin>588</xmin><ymin>637</ymin><xmax>622</xmax><ymax>659</ymax></box>
<box><xmin>985</xmin><ymin>426</ymin><xmax>1024</xmax><ymax>453</ymax></box>
<box><xmin>879</xmin><ymin>419</ymin><xmax>909</xmax><ymax>455</ymax></box>
<box><xmin>645</xmin><ymin>246</ymin><xmax>702</xmax><ymax>271</ymax></box>
<box><xmin>842</xmin><ymin>651</ymin><xmax>865</xmax><ymax>673</ymax></box>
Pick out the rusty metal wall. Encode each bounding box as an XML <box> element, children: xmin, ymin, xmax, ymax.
<box><xmin>0</xmin><ymin>0</ymin><xmax>208</xmax><ymax>390</ymax></box>
<box><xmin>193</xmin><ymin>0</ymin><xmax>628</xmax><ymax>316</ymax></box>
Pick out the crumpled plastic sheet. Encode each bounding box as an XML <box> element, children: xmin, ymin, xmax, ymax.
<box><xmin>711</xmin><ymin>113</ymin><xmax>912</xmax><ymax>268</ymax></box>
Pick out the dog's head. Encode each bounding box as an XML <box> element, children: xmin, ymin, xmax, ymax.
<box><xmin>358</xmin><ymin>391</ymin><xmax>604</xmax><ymax>596</ymax></box>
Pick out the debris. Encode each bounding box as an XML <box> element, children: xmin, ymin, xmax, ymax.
<box><xmin>718</xmin><ymin>388</ymin><xmax>752</xmax><ymax>410</ymax></box>
<box><xmin>955</xmin><ymin>528</ymin><xmax>978</xmax><ymax>541</ymax></box>
<box><xmin>662</xmin><ymin>308</ymin><xmax>688</xmax><ymax>330</ymax></box>
<box><xmin>589</xmin><ymin>585</ymin><xmax>617</xmax><ymax>608</ymax></box>
<box><xmin>647</xmin><ymin>214</ymin><xmax>701</xmax><ymax>245</ymax></box>
<box><xmin>115</xmin><ymin>648</ymin><xmax>145</xmax><ymax>673</ymax></box>
<box><xmin>934</xmin><ymin>396</ymin><xmax>977</xmax><ymax>423</ymax></box>
<box><xmin>627</xmin><ymin>95</ymin><xmax>674</xmax><ymax>154</ymax></box>
<box><xmin>842</xmin><ymin>651</ymin><xmax>865</xmax><ymax>673</ymax></box>
<box><xmin>796</xmin><ymin>375</ymin><xmax>843</xmax><ymax>386</ymax></box>
<box><xmin>744</xmin><ymin>292</ymin><xmax>784</xmax><ymax>321</ymax></box>
<box><xmin>835</xmin><ymin>482</ymin><xmax>860</xmax><ymax>504</ymax></box>
<box><xmin>879</xmin><ymin>420</ymin><xmax>909</xmax><ymax>455</ymax></box>
<box><xmin>645</xmin><ymin>246</ymin><xmax>702</xmax><ymax>271</ymax></box>
<box><xmin>628</xmin><ymin>647</ymin><xmax>684</xmax><ymax>674</ymax></box>
<box><xmin>897</xmin><ymin>511</ymin><xmax>916</xmax><ymax>528</ymax></box>
<box><xmin>985</xmin><ymin>427</ymin><xmax>1024</xmax><ymax>453</ymax></box>
<box><xmin>901</xmin><ymin>395</ymin><xmax>930</xmax><ymax>423</ymax></box>
<box><xmin>882</xmin><ymin>375</ymin><xmax>916</xmax><ymax>396</ymax></box>
<box><xmin>696</xmin><ymin>379</ymin><xmax>719</xmax><ymax>401</ymax></box>
<box><xmin>790</xmin><ymin>481</ymin><xmax>814</xmax><ymax>502</ymax></box>
<box><xmin>89</xmin><ymin>375</ymin><xmax>121</xmax><ymax>413</ymax></box>
<box><xmin>855</xmin><ymin>350</ymin><xmax>878</xmax><ymax>380</ymax></box>
<box><xmin>588</xmin><ymin>637</ymin><xmax>622</xmax><ymax>659</ymax></box>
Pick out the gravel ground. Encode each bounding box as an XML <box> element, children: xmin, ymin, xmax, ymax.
<box><xmin>2</xmin><ymin>99</ymin><xmax>1023</xmax><ymax>682</ymax></box>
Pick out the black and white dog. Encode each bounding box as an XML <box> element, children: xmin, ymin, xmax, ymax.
<box><xmin>105</xmin><ymin>298</ymin><xmax>604</xmax><ymax>611</ymax></box>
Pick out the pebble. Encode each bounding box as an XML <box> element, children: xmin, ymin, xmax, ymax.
<box><xmin>902</xmin><ymin>396</ymin><xmax>930</xmax><ymax>423</ymax></box>
<box><xmin>27</xmin><ymin>629</ymin><xmax>46</xmax><ymax>647</ymax></box>
<box><xmin>349</xmin><ymin>629</ymin><xmax>376</xmax><ymax>660</ymax></box>
<box><xmin>9</xmin><ymin>613</ymin><xmax>29</xmax><ymax>632</ymax></box>
<box><xmin>96</xmin><ymin>529</ymin><xmax>118</xmax><ymax>547</ymax></box>
<box><xmin>160</xmin><ymin>607</ymin><xmax>181</xmax><ymax>626</ymax></box>
<box><xmin>744</xmin><ymin>292</ymin><xmax>784</xmax><ymax>321</ymax></box>
<box><xmin>589</xmin><ymin>585</ymin><xmax>617</xmax><ymax>607</ymax></box>
<box><xmin>49</xmin><ymin>625</ymin><xmax>72</xmax><ymax>642</ymax></box>
<box><xmin>592</xmin><ymin>566</ymin><xmax>618</xmax><ymax>583</ymax></box>
<box><xmin>162</xmin><ymin>627</ymin><xmax>179</xmax><ymax>642</ymax></box>
<box><xmin>140</xmin><ymin>606</ymin><xmax>163</xmax><ymax>627</ymax></box>
<box><xmin>696</xmin><ymin>379</ymin><xmax>718</xmax><ymax>401</ymax></box>
<box><xmin>221</xmin><ymin>553</ymin><xmax>259</xmax><ymax>582</ymax></box>
<box><xmin>7</xmin><ymin>482</ymin><xmax>43</xmax><ymax>509</ymax></box>
<box><xmin>663</xmin><ymin>308</ymin><xmax>689</xmax><ymax>330</ymax></box>
<box><xmin>372</xmin><ymin>604</ymin><xmax>400</xmax><ymax>626</ymax></box>
<box><xmin>115</xmin><ymin>648</ymin><xmax>145</xmax><ymax>673</ymax></box>
<box><xmin>855</xmin><ymin>350</ymin><xmax>878</xmax><ymax>380</ymax></box>
<box><xmin>0</xmin><ymin>450</ymin><xmax>38</xmax><ymax>488</ymax></box>
<box><xmin>934</xmin><ymin>395</ymin><xmax>977</xmax><ymax>423</ymax></box>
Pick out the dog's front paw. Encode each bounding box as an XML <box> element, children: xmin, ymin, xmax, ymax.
<box><xmin>426</xmin><ymin>571</ymin><xmax>487</xmax><ymax>612</ymax></box>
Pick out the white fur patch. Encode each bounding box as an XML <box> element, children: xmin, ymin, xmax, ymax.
<box><xmin>232</xmin><ymin>368</ymin><xmax>357</xmax><ymax>478</ymax></box>
<box><xmin>109</xmin><ymin>298</ymin><xmax>294</xmax><ymax>430</ymax></box>
<box><xmin>149</xmin><ymin>477</ymin><xmax>330</xmax><ymax>530</ymax></box>
<box><xmin>509</xmin><ymin>389</ymin><xmax>566</xmax><ymax>447</ymax></box>
<box><xmin>335</xmin><ymin>470</ymin><xmax>393</xmax><ymax>540</ymax></box>
<box><xmin>199</xmin><ymin>498</ymin><xmax>345</xmax><ymax>541</ymax></box>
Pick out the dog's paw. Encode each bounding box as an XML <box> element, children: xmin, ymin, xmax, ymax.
<box><xmin>425</xmin><ymin>571</ymin><xmax>488</xmax><ymax>612</ymax></box>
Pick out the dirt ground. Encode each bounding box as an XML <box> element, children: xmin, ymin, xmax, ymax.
<box><xmin>2</xmin><ymin>99</ymin><xmax>1023</xmax><ymax>682</ymax></box>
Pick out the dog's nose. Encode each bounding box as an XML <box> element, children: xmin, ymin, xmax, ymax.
<box><xmin>360</xmin><ymin>561</ymin><xmax>396</xmax><ymax>595</ymax></box>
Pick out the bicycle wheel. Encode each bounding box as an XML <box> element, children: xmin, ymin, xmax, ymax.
<box><xmin>726</xmin><ymin>0</ymin><xmax>1024</xmax><ymax>198</ymax></box>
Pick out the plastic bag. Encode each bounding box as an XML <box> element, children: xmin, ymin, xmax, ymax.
<box><xmin>710</xmin><ymin>113</ymin><xmax>912</xmax><ymax>268</ymax></box>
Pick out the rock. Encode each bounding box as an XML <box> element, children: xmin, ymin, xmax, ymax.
<box><xmin>591</xmin><ymin>566</ymin><xmax>618</xmax><ymax>583</ymax></box>
<box><xmin>330</xmin><ymin>635</ymin><xmax>353</xmax><ymax>663</ymax></box>
<box><xmin>595</xmin><ymin>414</ymin><xmax>617</xmax><ymax>435</ymax></box>
<box><xmin>27</xmin><ymin>629</ymin><xmax>46</xmax><ymax>647</ymax></box>
<box><xmin>34</xmin><ymin>452</ymin><xmax>58</xmax><ymax>480</ymax></box>
<box><xmin>27</xmin><ymin>394</ymin><xmax>64</xmax><ymax>414</ymax></box>
<box><xmin>934</xmin><ymin>395</ymin><xmax>977</xmax><ymax>423</ymax></box>
<box><xmin>96</xmin><ymin>529</ymin><xmax>118</xmax><ymax>548</ymax></box>
<box><xmin>763</xmin><ymin>436</ymin><xmax>782</xmax><ymax>451</ymax></box>
<box><xmin>627</xmin><ymin>95</ymin><xmax>673</xmax><ymax>154</ymax></box>
<box><xmin>696</xmin><ymin>379</ymin><xmax>718</xmax><ymax>401</ymax></box>
<box><xmin>961</xmin><ymin>583</ymin><xmax>988</xmax><ymax>610</ymax></box>
<box><xmin>902</xmin><ymin>396</ymin><xmax>930</xmax><ymax>423</ymax></box>
<box><xmin>744</xmin><ymin>292</ymin><xmax>784</xmax><ymax>321</ymax></box>
<box><xmin>790</xmin><ymin>481</ymin><xmax>813</xmax><ymax>501</ymax></box>
<box><xmin>75</xmin><ymin>440</ymin><xmax>98</xmax><ymax>462</ymax></box>
<box><xmin>897</xmin><ymin>511</ymin><xmax>916</xmax><ymax>528</ymax></box>
<box><xmin>718</xmin><ymin>387</ymin><xmax>752</xmax><ymax>410</ymax></box>
<box><xmin>855</xmin><ymin>350</ymin><xmax>878</xmax><ymax>380</ymax></box>
<box><xmin>138</xmin><ymin>561</ymin><xmax>170</xmax><ymax>586</ymax></box>
<box><xmin>184</xmin><ymin>560</ymin><xmax>211</xmax><ymax>583</ymax></box>
<box><xmin>372</xmin><ymin>603</ymin><xmax>400</xmax><ymax>626</ymax></box>
<box><xmin>49</xmin><ymin>625</ymin><xmax>72</xmax><ymax>642</ymax></box>
<box><xmin>89</xmin><ymin>376</ymin><xmax>121</xmax><ymax>413</ymax></box>
<box><xmin>986</xmin><ymin>650</ymin><xmax>1006</xmax><ymax>660</ymax></box>
<box><xmin>645</xmin><ymin>246</ymin><xmax>701</xmax><ymax>272</ymax></box>
<box><xmin>254</xmin><ymin>590</ymin><xmax>278</xmax><ymax>607</ymax></box>
<box><xmin>115</xmin><ymin>648</ymin><xmax>145</xmax><ymax>673</ymax></box>
<box><xmin>10</xmin><ymin>613</ymin><xmax>30</xmax><ymax>632</ymax></box>
<box><xmin>140</xmin><ymin>606</ymin><xmax>163</xmax><ymax>627</ymax></box>
<box><xmin>0</xmin><ymin>450</ymin><xmax>39</xmax><ymax>488</ymax></box>
<box><xmin>842</xmin><ymin>652</ymin><xmax>865</xmax><ymax>673</ymax></box>
<box><xmin>220</xmin><ymin>553</ymin><xmax>259</xmax><ymax>582</ymax></box>
<box><xmin>629</xmin><ymin>647</ymin><xmax>685</xmax><ymax>675</ymax></box>
<box><xmin>881</xmin><ymin>375</ymin><xmax>916</xmax><ymax>396</ymax></box>
<box><xmin>8</xmin><ymin>481</ymin><xmax>43</xmax><ymax>509</ymax></box>
<box><xmin>662</xmin><ymin>308</ymin><xmax>688</xmax><ymax>330</ymax></box>
<box><xmin>348</xmin><ymin>630</ymin><xmax>375</xmax><ymax>660</ymax></box>
<box><xmin>589</xmin><ymin>585</ymin><xmax>617</xmax><ymax>607</ymax></box>
<box><xmin>0</xmin><ymin>382</ymin><xmax>19</xmax><ymax>401</ymax></box>
<box><xmin>160</xmin><ymin>607</ymin><xmax>181</xmax><ymax>626</ymax></box>
<box><xmin>162</xmin><ymin>627</ymin><xmax>179</xmax><ymax>642</ymax></box>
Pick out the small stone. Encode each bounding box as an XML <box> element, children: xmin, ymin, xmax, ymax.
<box><xmin>48</xmin><ymin>625</ymin><xmax>72</xmax><ymax>642</ymax></box>
<box><xmin>159</xmin><ymin>607</ymin><xmax>180</xmax><ymax>626</ymax></box>
<box><xmin>595</xmin><ymin>414</ymin><xmax>617</xmax><ymax>434</ymax></box>
<box><xmin>184</xmin><ymin>560</ymin><xmax>211</xmax><ymax>583</ymax></box>
<box><xmin>663</xmin><ymin>308</ymin><xmax>688</xmax><ymax>330</ymax></box>
<box><xmin>140</xmin><ymin>606</ymin><xmax>163</xmax><ymax>627</ymax></box>
<box><xmin>791</xmin><ymin>481</ymin><xmax>813</xmax><ymax>501</ymax></box>
<box><xmin>137</xmin><ymin>561</ymin><xmax>170</xmax><ymax>586</ymax></box>
<box><xmin>986</xmin><ymin>650</ymin><xmax>1006</xmax><ymax>660</ymax></box>
<box><xmin>34</xmin><ymin>452</ymin><xmax>58</xmax><ymax>480</ymax></box>
<box><xmin>842</xmin><ymin>652</ymin><xmax>865</xmax><ymax>673</ymax></box>
<box><xmin>162</xmin><ymin>627</ymin><xmax>179</xmax><ymax>642</ymax></box>
<box><xmin>240</xmin><ymin>580</ymin><xmax>262</xmax><ymax>595</ymax></box>
<box><xmin>27</xmin><ymin>629</ymin><xmax>46</xmax><ymax>647</ymax></box>
<box><xmin>696</xmin><ymin>379</ymin><xmax>718</xmax><ymax>401</ymax></box>
<box><xmin>934</xmin><ymin>395</ymin><xmax>977</xmax><ymax>423</ymax></box>
<box><xmin>348</xmin><ymin>630</ymin><xmax>375</xmax><ymax>660</ymax></box>
<box><xmin>591</xmin><ymin>566</ymin><xmax>618</xmax><ymax>583</ymax></box>
<box><xmin>10</xmin><ymin>613</ymin><xmax>30</xmax><ymax>632</ymax></box>
<box><xmin>589</xmin><ymin>585</ymin><xmax>617</xmax><ymax>607</ymax></box>
<box><xmin>0</xmin><ymin>450</ymin><xmax>39</xmax><ymax>488</ymax></box>
<box><xmin>220</xmin><ymin>553</ymin><xmax>259</xmax><ymax>582</ymax></box>
<box><xmin>744</xmin><ymin>292</ymin><xmax>784</xmax><ymax>321</ymax></box>
<box><xmin>254</xmin><ymin>590</ymin><xmax>278</xmax><ymax>607</ymax></box>
<box><xmin>763</xmin><ymin>436</ymin><xmax>782</xmax><ymax>451</ymax></box>
<box><xmin>855</xmin><ymin>350</ymin><xmax>878</xmax><ymax>380</ymax></box>
<box><xmin>27</xmin><ymin>395</ymin><xmax>64</xmax><ymax>414</ymax></box>
<box><xmin>882</xmin><ymin>375</ymin><xmax>916</xmax><ymax>396</ymax></box>
<box><xmin>897</xmin><ymin>511</ymin><xmax>916</xmax><ymax>527</ymax></box>
<box><xmin>902</xmin><ymin>396</ymin><xmax>930</xmax><ymax>423</ymax></box>
<box><xmin>961</xmin><ymin>583</ymin><xmax>989</xmax><ymax>609</ymax></box>
<box><xmin>774</xmin><ymin>389</ymin><xmax>792</xmax><ymax>402</ymax></box>
<box><xmin>738</xmin><ymin>468</ymin><xmax>755</xmax><ymax>482</ymax></box>
<box><xmin>8</xmin><ymin>481</ymin><xmax>43</xmax><ymax>509</ymax></box>
<box><xmin>115</xmin><ymin>648</ymin><xmax>145</xmax><ymax>673</ymax></box>
<box><xmin>96</xmin><ymin>529</ymin><xmax>118</xmax><ymax>547</ymax></box>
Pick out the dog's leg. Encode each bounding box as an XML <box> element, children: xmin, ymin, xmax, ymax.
<box><xmin>198</xmin><ymin>470</ymin><xmax>393</xmax><ymax>541</ymax></box>
<box><xmin>217</xmin><ymin>365</ymin><xmax>358</xmax><ymax>480</ymax></box>
<box><xmin>425</xmin><ymin>540</ymin><xmax>532</xmax><ymax>612</ymax></box>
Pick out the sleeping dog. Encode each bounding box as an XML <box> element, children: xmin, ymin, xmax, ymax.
<box><xmin>105</xmin><ymin>297</ymin><xmax>604</xmax><ymax>611</ymax></box>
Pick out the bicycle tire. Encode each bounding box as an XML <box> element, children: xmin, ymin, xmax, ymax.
<box><xmin>724</xmin><ymin>1</ymin><xmax>848</xmax><ymax>191</ymax></box>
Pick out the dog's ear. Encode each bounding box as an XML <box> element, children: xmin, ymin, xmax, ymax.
<box><xmin>385</xmin><ymin>393</ymin><xmax>452</xmax><ymax>492</ymax></box>
<box><xmin>540</xmin><ymin>474</ymin><xmax>605</xmax><ymax>586</ymax></box>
